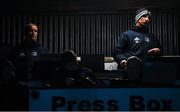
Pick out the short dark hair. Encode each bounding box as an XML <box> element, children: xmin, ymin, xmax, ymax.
<box><xmin>62</xmin><ymin>49</ymin><xmax>77</xmax><ymax>64</ymax></box>
<box><xmin>24</xmin><ymin>23</ymin><xmax>38</xmax><ymax>35</ymax></box>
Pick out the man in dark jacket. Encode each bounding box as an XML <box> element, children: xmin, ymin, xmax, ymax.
<box><xmin>14</xmin><ymin>23</ymin><xmax>48</xmax><ymax>57</ymax></box>
<box><xmin>113</xmin><ymin>8</ymin><xmax>161</xmax><ymax>80</ymax></box>
<box><xmin>10</xmin><ymin>23</ymin><xmax>48</xmax><ymax>80</ymax></box>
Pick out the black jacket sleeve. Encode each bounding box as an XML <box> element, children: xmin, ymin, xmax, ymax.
<box><xmin>112</xmin><ymin>33</ymin><xmax>131</xmax><ymax>63</ymax></box>
<box><xmin>148</xmin><ymin>33</ymin><xmax>163</xmax><ymax>56</ymax></box>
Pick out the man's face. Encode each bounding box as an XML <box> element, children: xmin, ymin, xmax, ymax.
<box><xmin>26</xmin><ymin>24</ymin><xmax>38</xmax><ymax>41</ymax></box>
<box><xmin>136</xmin><ymin>14</ymin><xmax>150</xmax><ymax>27</ymax></box>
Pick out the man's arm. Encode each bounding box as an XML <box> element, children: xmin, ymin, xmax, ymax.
<box><xmin>112</xmin><ymin>33</ymin><xmax>129</xmax><ymax>66</ymax></box>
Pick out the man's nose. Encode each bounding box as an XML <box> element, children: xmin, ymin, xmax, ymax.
<box><xmin>145</xmin><ymin>17</ymin><xmax>149</xmax><ymax>21</ymax></box>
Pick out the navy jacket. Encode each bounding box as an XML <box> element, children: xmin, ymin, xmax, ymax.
<box><xmin>9</xmin><ymin>40</ymin><xmax>48</xmax><ymax>80</ymax></box>
<box><xmin>13</xmin><ymin>40</ymin><xmax>48</xmax><ymax>57</ymax></box>
<box><xmin>113</xmin><ymin>26</ymin><xmax>161</xmax><ymax>64</ymax></box>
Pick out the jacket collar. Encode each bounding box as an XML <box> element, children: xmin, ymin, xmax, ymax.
<box><xmin>132</xmin><ymin>26</ymin><xmax>149</xmax><ymax>33</ymax></box>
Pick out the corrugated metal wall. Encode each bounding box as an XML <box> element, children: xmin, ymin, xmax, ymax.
<box><xmin>0</xmin><ymin>11</ymin><xmax>179</xmax><ymax>56</ymax></box>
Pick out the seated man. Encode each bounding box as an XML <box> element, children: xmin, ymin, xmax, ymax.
<box><xmin>113</xmin><ymin>8</ymin><xmax>161</xmax><ymax>80</ymax></box>
<box><xmin>10</xmin><ymin>23</ymin><xmax>48</xmax><ymax>81</ymax></box>
<box><xmin>55</xmin><ymin>49</ymin><xmax>97</xmax><ymax>87</ymax></box>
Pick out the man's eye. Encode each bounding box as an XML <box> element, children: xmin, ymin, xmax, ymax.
<box><xmin>31</xmin><ymin>30</ymin><xmax>38</xmax><ymax>32</ymax></box>
<box><xmin>142</xmin><ymin>14</ymin><xmax>149</xmax><ymax>18</ymax></box>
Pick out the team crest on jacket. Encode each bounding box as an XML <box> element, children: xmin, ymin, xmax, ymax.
<box><xmin>145</xmin><ymin>37</ymin><xmax>150</xmax><ymax>42</ymax></box>
<box><xmin>134</xmin><ymin>37</ymin><xmax>140</xmax><ymax>43</ymax></box>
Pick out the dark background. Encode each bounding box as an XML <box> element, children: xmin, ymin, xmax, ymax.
<box><xmin>1</xmin><ymin>0</ymin><xmax>180</xmax><ymax>11</ymax></box>
<box><xmin>1</xmin><ymin>0</ymin><xmax>180</xmax><ymax>56</ymax></box>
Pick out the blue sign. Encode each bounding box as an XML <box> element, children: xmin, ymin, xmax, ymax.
<box><xmin>29</xmin><ymin>88</ymin><xmax>180</xmax><ymax>111</ymax></box>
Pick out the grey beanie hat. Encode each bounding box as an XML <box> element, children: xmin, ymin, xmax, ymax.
<box><xmin>135</xmin><ymin>8</ymin><xmax>151</xmax><ymax>23</ymax></box>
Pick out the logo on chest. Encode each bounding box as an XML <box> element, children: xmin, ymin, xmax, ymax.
<box><xmin>145</xmin><ymin>37</ymin><xmax>150</xmax><ymax>43</ymax></box>
<box><xmin>133</xmin><ymin>37</ymin><xmax>150</xmax><ymax>44</ymax></box>
<box><xmin>133</xmin><ymin>37</ymin><xmax>140</xmax><ymax>43</ymax></box>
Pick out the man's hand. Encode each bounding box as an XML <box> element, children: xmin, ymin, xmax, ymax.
<box><xmin>147</xmin><ymin>48</ymin><xmax>160</xmax><ymax>55</ymax></box>
<box><xmin>120</xmin><ymin>60</ymin><xmax>127</xmax><ymax>67</ymax></box>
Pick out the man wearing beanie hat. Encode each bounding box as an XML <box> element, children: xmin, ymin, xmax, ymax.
<box><xmin>112</xmin><ymin>8</ymin><xmax>161</xmax><ymax>81</ymax></box>
<box><xmin>135</xmin><ymin>8</ymin><xmax>151</xmax><ymax>25</ymax></box>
